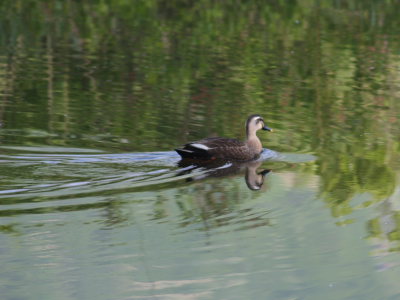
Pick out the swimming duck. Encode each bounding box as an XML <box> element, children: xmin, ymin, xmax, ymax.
<box><xmin>175</xmin><ymin>114</ymin><xmax>272</xmax><ymax>161</ymax></box>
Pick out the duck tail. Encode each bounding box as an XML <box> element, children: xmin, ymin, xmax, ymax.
<box><xmin>175</xmin><ymin>145</ymin><xmax>212</xmax><ymax>159</ymax></box>
<box><xmin>175</xmin><ymin>148</ymin><xmax>195</xmax><ymax>158</ymax></box>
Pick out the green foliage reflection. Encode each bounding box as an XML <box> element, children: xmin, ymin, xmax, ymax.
<box><xmin>0</xmin><ymin>0</ymin><xmax>399</xmax><ymax>246</ymax></box>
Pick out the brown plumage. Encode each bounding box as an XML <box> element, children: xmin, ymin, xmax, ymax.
<box><xmin>175</xmin><ymin>114</ymin><xmax>272</xmax><ymax>161</ymax></box>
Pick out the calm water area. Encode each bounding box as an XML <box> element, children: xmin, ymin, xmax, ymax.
<box><xmin>1</xmin><ymin>1</ymin><xmax>400</xmax><ymax>299</ymax></box>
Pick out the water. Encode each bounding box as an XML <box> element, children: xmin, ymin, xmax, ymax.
<box><xmin>1</xmin><ymin>1</ymin><xmax>400</xmax><ymax>299</ymax></box>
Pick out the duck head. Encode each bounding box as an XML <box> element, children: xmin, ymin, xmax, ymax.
<box><xmin>246</xmin><ymin>114</ymin><xmax>272</xmax><ymax>137</ymax></box>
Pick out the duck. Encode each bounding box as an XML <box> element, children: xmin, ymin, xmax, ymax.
<box><xmin>175</xmin><ymin>114</ymin><xmax>272</xmax><ymax>161</ymax></box>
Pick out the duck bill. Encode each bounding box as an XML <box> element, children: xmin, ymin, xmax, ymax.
<box><xmin>262</xmin><ymin>126</ymin><xmax>273</xmax><ymax>132</ymax></box>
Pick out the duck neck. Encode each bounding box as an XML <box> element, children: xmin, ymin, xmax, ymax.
<box><xmin>246</xmin><ymin>132</ymin><xmax>262</xmax><ymax>153</ymax></box>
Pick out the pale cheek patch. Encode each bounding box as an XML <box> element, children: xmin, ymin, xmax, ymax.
<box><xmin>190</xmin><ymin>143</ymin><xmax>210</xmax><ymax>150</ymax></box>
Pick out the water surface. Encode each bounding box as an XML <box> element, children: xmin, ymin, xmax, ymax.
<box><xmin>1</xmin><ymin>1</ymin><xmax>400</xmax><ymax>300</ymax></box>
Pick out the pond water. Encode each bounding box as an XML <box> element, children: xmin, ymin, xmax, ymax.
<box><xmin>1</xmin><ymin>1</ymin><xmax>400</xmax><ymax>300</ymax></box>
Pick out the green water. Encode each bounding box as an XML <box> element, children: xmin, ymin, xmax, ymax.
<box><xmin>1</xmin><ymin>1</ymin><xmax>400</xmax><ymax>299</ymax></box>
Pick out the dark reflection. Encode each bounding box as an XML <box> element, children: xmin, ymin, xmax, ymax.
<box><xmin>177</xmin><ymin>158</ymin><xmax>271</xmax><ymax>191</ymax></box>
<box><xmin>174</xmin><ymin>158</ymin><xmax>273</xmax><ymax>230</ymax></box>
<box><xmin>0</xmin><ymin>224</ymin><xmax>20</xmax><ymax>235</ymax></box>
<box><xmin>100</xmin><ymin>199</ymin><xmax>130</xmax><ymax>228</ymax></box>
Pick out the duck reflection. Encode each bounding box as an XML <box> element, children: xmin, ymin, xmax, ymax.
<box><xmin>177</xmin><ymin>158</ymin><xmax>270</xmax><ymax>191</ymax></box>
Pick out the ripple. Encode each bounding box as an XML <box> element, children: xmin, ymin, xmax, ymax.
<box><xmin>0</xmin><ymin>146</ymin><xmax>303</xmax><ymax>218</ymax></box>
<box><xmin>0</xmin><ymin>145</ymin><xmax>105</xmax><ymax>153</ymax></box>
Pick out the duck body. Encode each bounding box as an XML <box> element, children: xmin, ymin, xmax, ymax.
<box><xmin>176</xmin><ymin>137</ymin><xmax>261</xmax><ymax>161</ymax></box>
<box><xmin>175</xmin><ymin>115</ymin><xmax>272</xmax><ymax>162</ymax></box>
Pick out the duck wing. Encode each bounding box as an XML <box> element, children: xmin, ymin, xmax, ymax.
<box><xmin>176</xmin><ymin>137</ymin><xmax>255</xmax><ymax>161</ymax></box>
